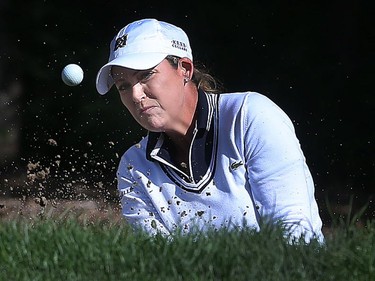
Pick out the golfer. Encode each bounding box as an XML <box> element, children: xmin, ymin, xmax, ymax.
<box><xmin>96</xmin><ymin>18</ymin><xmax>324</xmax><ymax>242</ymax></box>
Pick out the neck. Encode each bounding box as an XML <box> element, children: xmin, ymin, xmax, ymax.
<box><xmin>165</xmin><ymin>85</ymin><xmax>198</xmax><ymax>149</ymax></box>
<box><xmin>166</xmin><ymin>117</ymin><xmax>195</xmax><ymax>150</ymax></box>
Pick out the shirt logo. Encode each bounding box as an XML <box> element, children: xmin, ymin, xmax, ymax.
<box><xmin>230</xmin><ymin>161</ymin><xmax>243</xmax><ymax>171</ymax></box>
<box><xmin>114</xmin><ymin>34</ymin><xmax>128</xmax><ymax>51</ymax></box>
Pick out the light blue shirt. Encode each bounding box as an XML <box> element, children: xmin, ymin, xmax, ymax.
<box><xmin>117</xmin><ymin>91</ymin><xmax>324</xmax><ymax>242</ymax></box>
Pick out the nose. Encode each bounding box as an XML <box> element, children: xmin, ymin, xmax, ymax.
<box><xmin>131</xmin><ymin>82</ymin><xmax>146</xmax><ymax>104</ymax></box>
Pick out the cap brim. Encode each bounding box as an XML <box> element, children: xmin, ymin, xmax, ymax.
<box><xmin>96</xmin><ymin>53</ymin><xmax>167</xmax><ymax>95</ymax></box>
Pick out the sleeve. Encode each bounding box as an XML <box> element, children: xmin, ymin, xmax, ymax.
<box><xmin>117</xmin><ymin>155</ymin><xmax>170</xmax><ymax>236</ymax></box>
<box><xmin>243</xmin><ymin>94</ymin><xmax>323</xmax><ymax>242</ymax></box>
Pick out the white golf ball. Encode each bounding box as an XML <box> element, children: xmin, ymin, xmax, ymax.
<box><xmin>61</xmin><ymin>64</ymin><xmax>84</xmax><ymax>86</ymax></box>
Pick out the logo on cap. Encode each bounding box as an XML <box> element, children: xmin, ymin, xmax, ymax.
<box><xmin>171</xmin><ymin>40</ymin><xmax>187</xmax><ymax>51</ymax></box>
<box><xmin>114</xmin><ymin>34</ymin><xmax>128</xmax><ymax>51</ymax></box>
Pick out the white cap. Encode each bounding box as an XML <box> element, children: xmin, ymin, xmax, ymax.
<box><xmin>96</xmin><ymin>18</ymin><xmax>193</xmax><ymax>95</ymax></box>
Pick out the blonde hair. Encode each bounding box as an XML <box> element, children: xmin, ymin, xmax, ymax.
<box><xmin>166</xmin><ymin>55</ymin><xmax>224</xmax><ymax>94</ymax></box>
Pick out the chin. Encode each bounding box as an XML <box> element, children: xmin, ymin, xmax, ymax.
<box><xmin>147</xmin><ymin>127</ymin><xmax>165</xmax><ymax>133</ymax></box>
<box><xmin>143</xmin><ymin>123</ymin><xmax>166</xmax><ymax>133</ymax></box>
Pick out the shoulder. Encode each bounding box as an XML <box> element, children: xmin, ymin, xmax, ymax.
<box><xmin>218</xmin><ymin>91</ymin><xmax>294</xmax><ymax>132</ymax></box>
<box><xmin>219</xmin><ymin>91</ymin><xmax>278</xmax><ymax>108</ymax></box>
<box><xmin>218</xmin><ymin>91</ymin><xmax>287</xmax><ymax>119</ymax></box>
<box><xmin>118</xmin><ymin>137</ymin><xmax>149</xmax><ymax>170</ymax></box>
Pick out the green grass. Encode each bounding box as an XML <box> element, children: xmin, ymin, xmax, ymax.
<box><xmin>0</xmin><ymin>217</ymin><xmax>374</xmax><ymax>281</ymax></box>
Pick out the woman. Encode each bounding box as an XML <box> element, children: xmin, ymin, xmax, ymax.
<box><xmin>96</xmin><ymin>18</ymin><xmax>324</xmax><ymax>242</ymax></box>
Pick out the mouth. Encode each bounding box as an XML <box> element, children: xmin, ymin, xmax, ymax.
<box><xmin>139</xmin><ymin>106</ymin><xmax>156</xmax><ymax>115</ymax></box>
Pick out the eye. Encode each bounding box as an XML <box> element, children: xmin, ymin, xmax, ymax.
<box><xmin>138</xmin><ymin>70</ymin><xmax>155</xmax><ymax>83</ymax></box>
<box><xmin>116</xmin><ymin>82</ymin><xmax>132</xmax><ymax>93</ymax></box>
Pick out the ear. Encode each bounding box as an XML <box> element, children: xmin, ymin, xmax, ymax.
<box><xmin>178</xmin><ymin>58</ymin><xmax>194</xmax><ymax>80</ymax></box>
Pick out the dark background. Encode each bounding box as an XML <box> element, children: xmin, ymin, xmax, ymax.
<box><xmin>0</xmin><ymin>0</ymin><xmax>373</xmax><ymax>225</ymax></box>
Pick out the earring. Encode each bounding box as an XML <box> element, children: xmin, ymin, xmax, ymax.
<box><xmin>184</xmin><ymin>77</ymin><xmax>189</xmax><ymax>85</ymax></box>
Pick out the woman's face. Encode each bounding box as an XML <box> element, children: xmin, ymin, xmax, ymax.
<box><xmin>112</xmin><ymin>58</ymin><xmax>193</xmax><ymax>133</ymax></box>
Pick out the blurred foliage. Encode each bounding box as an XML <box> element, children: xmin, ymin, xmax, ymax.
<box><xmin>0</xmin><ymin>0</ymin><xmax>373</xmax><ymax>219</ymax></box>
